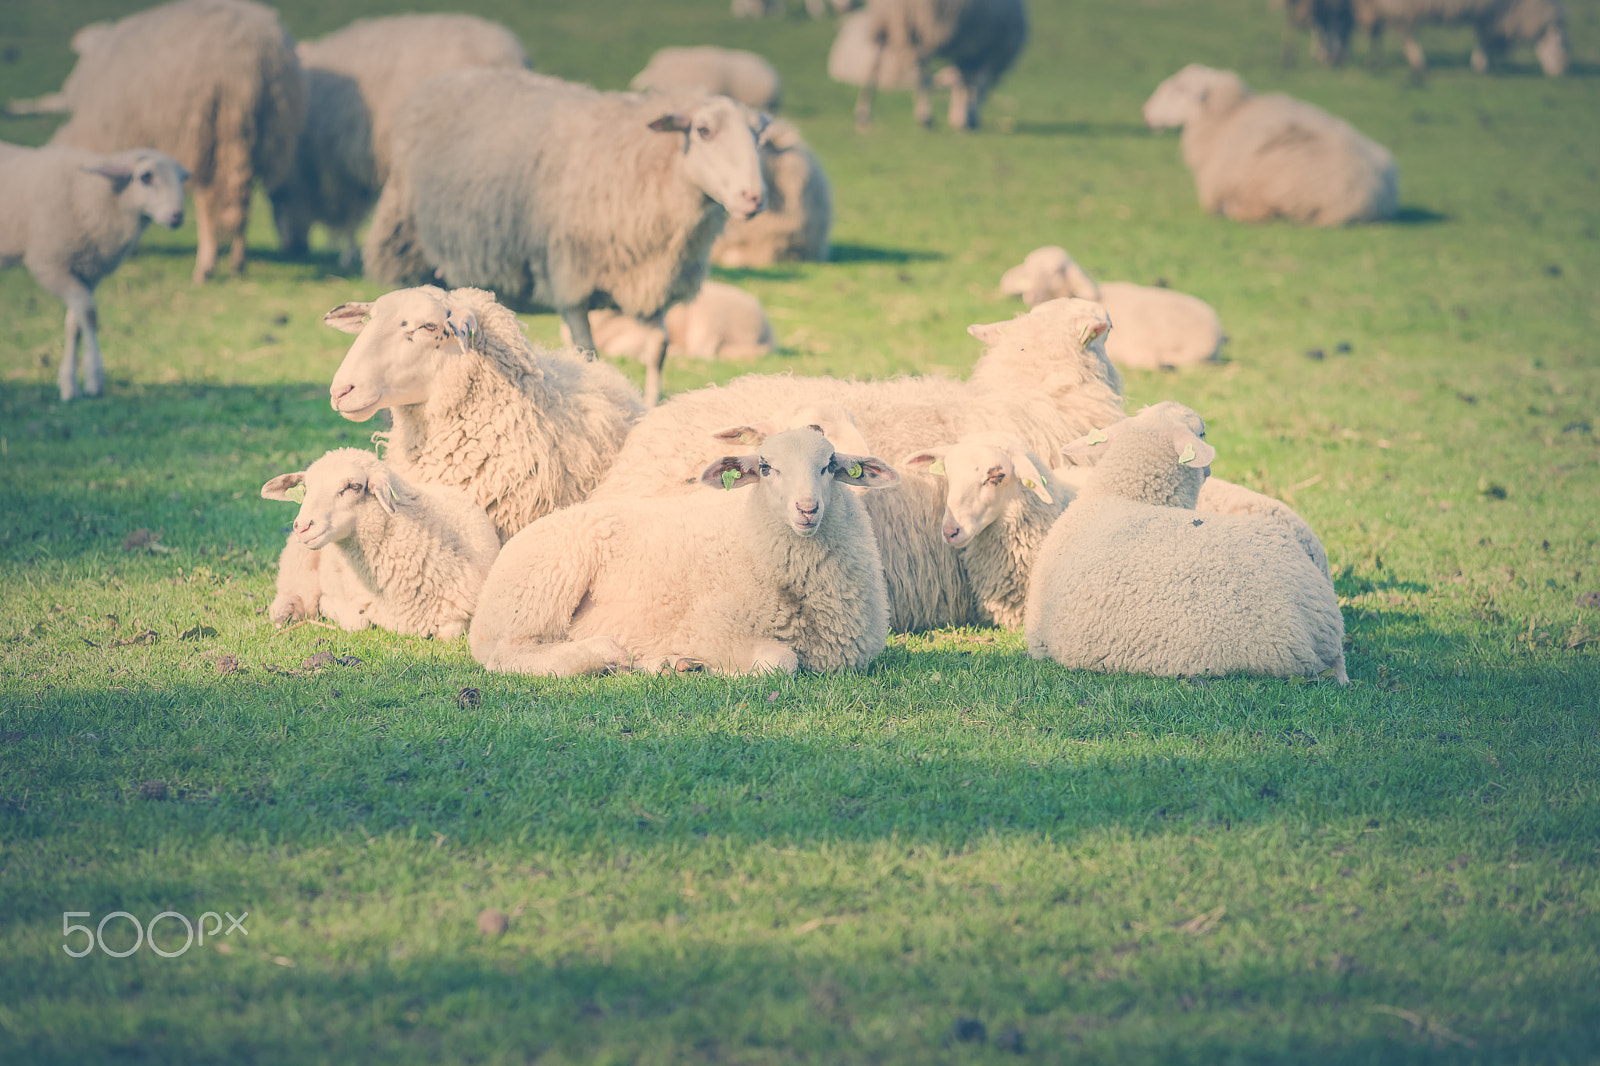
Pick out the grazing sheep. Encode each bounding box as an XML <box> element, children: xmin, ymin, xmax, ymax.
<box><xmin>828</xmin><ymin>10</ymin><xmax>923</xmax><ymax>88</ymax></box>
<box><xmin>262</xmin><ymin>449</ymin><xmax>500</xmax><ymax>639</ymax></box>
<box><xmin>272</xmin><ymin>14</ymin><xmax>530</xmax><ymax>266</ymax></box>
<box><xmin>1356</xmin><ymin>0</ymin><xmax>1567</xmax><ymax>76</ymax></box>
<box><xmin>1283</xmin><ymin>0</ymin><xmax>1360</xmax><ymax>65</ymax></box>
<box><xmin>852</xmin><ymin>0</ymin><xmax>1028</xmax><ymax>130</ymax></box>
<box><xmin>591</xmin><ymin>297</ymin><xmax>1126</xmax><ymax>631</ymax></box>
<box><xmin>631</xmin><ymin>47</ymin><xmax>782</xmax><ymax>111</ymax></box>
<box><xmin>365</xmin><ymin>69</ymin><xmax>768</xmax><ymax>407</ymax></box>
<box><xmin>1143</xmin><ymin>65</ymin><xmax>1398</xmax><ymax>226</ymax></box>
<box><xmin>46</xmin><ymin>0</ymin><xmax>307</xmax><ymax>283</ymax></box>
<box><xmin>1000</xmin><ymin>247</ymin><xmax>1223</xmax><ymax>369</ymax></box>
<box><xmin>0</xmin><ymin>144</ymin><xmax>188</xmax><ymax>401</ymax></box>
<box><xmin>562</xmin><ymin>280</ymin><xmax>776</xmax><ymax>361</ymax></box>
<box><xmin>712</xmin><ymin>119</ymin><xmax>832</xmax><ymax>266</ymax></box>
<box><xmin>1025</xmin><ymin>411</ymin><xmax>1348</xmax><ymax>683</ymax></box>
<box><xmin>471</xmin><ymin>428</ymin><xmax>897</xmax><ymax>676</ymax></box>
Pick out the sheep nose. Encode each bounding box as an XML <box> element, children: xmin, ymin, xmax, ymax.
<box><xmin>942</xmin><ymin>517</ymin><xmax>963</xmax><ymax>543</ymax></box>
<box><xmin>293</xmin><ymin>517</ymin><xmax>313</xmax><ymax>534</ymax></box>
<box><xmin>795</xmin><ymin>498</ymin><xmax>819</xmax><ymax>517</ymax></box>
<box><xmin>330</xmin><ymin>383</ymin><xmax>354</xmax><ymax>409</ymax></box>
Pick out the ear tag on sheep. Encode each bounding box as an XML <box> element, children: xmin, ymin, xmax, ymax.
<box><xmin>847</xmin><ymin>461</ymin><xmax>863</xmax><ymax>479</ymax></box>
<box><xmin>721</xmin><ymin>469</ymin><xmax>742</xmax><ymax>491</ymax></box>
<box><xmin>1178</xmin><ymin>443</ymin><xmax>1198</xmax><ymax>465</ymax></box>
<box><xmin>1022</xmin><ymin>478</ymin><xmax>1036</xmax><ymax>489</ymax></box>
<box><xmin>286</xmin><ymin>484</ymin><xmax>305</xmax><ymax>503</ymax></box>
<box><xmin>928</xmin><ymin>457</ymin><xmax>946</xmax><ymax>477</ymax></box>
<box><xmin>1086</xmin><ymin>431</ymin><xmax>1108</xmax><ymax>446</ymax></box>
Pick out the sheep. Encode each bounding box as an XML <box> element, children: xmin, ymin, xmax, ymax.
<box><xmin>0</xmin><ymin>144</ymin><xmax>188</xmax><ymax>401</ymax></box>
<box><xmin>1356</xmin><ymin>0</ymin><xmax>1567</xmax><ymax>76</ymax></box>
<box><xmin>734</xmin><ymin>0</ymin><xmax>859</xmax><ymax>17</ymax></box>
<box><xmin>712</xmin><ymin>118</ymin><xmax>832</xmax><ymax>267</ymax></box>
<box><xmin>271</xmin><ymin>14</ymin><xmax>531</xmax><ymax>267</ymax></box>
<box><xmin>709</xmin><ymin>402</ymin><xmax>873</xmax><ymax>458</ymax></box>
<box><xmin>45</xmin><ymin>0</ymin><xmax>307</xmax><ymax>283</ymax></box>
<box><xmin>852</xmin><ymin>0</ymin><xmax>1028</xmax><ymax>130</ymax></box>
<box><xmin>364</xmin><ymin>69</ymin><xmax>769</xmax><ymax>408</ymax></box>
<box><xmin>1025</xmin><ymin>410</ymin><xmax>1347</xmax><ymax>683</ymax></box>
<box><xmin>1142</xmin><ymin>65</ymin><xmax>1398</xmax><ymax>227</ymax></box>
<box><xmin>828</xmin><ymin>10</ymin><xmax>924</xmax><ymax>89</ymax></box>
<box><xmin>590</xmin><ymin>297</ymin><xmax>1126</xmax><ymax>631</ymax></box>
<box><xmin>261</xmin><ymin>449</ymin><xmax>500</xmax><ymax>639</ymax></box>
<box><xmin>631</xmin><ymin>47</ymin><xmax>782</xmax><ymax>111</ymax></box>
<box><xmin>471</xmin><ymin>428</ymin><xmax>897</xmax><ymax>677</ymax></box>
<box><xmin>5</xmin><ymin>22</ymin><xmax>113</xmax><ymax>116</ymax></box>
<box><xmin>999</xmin><ymin>246</ymin><xmax>1223</xmax><ymax>369</ymax></box>
<box><xmin>561</xmin><ymin>280</ymin><xmax>776</xmax><ymax>361</ymax></box>
<box><xmin>1283</xmin><ymin>0</ymin><xmax>1359</xmax><ymax>65</ymax></box>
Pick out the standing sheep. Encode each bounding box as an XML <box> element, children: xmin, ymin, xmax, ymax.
<box><xmin>999</xmin><ymin>246</ymin><xmax>1224</xmax><ymax>369</ymax></box>
<box><xmin>471</xmin><ymin>428</ymin><xmax>897</xmax><ymax>677</ymax></box>
<box><xmin>852</xmin><ymin>0</ymin><xmax>1028</xmax><ymax>130</ymax></box>
<box><xmin>712</xmin><ymin>119</ymin><xmax>832</xmax><ymax>267</ymax></box>
<box><xmin>1143</xmin><ymin>65</ymin><xmax>1398</xmax><ymax>226</ymax></box>
<box><xmin>1356</xmin><ymin>0</ymin><xmax>1567</xmax><ymax>76</ymax></box>
<box><xmin>365</xmin><ymin>69</ymin><xmax>769</xmax><ymax>408</ymax></box>
<box><xmin>1025</xmin><ymin>412</ymin><xmax>1348</xmax><ymax>683</ymax></box>
<box><xmin>262</xmin><ymin>449</ymin><xmax>500</xmax><ymax>638</ymax></box>
<box><xmin>829</xmin><ymin>10</ymin><xmax>924</xmax><ymax>89</ymax></box>
<box><xmin>631</xmin><ymin>47</ymin><xmax>782</xmax><ymax>111</ymax></box>
<box><xmin>45</xmin><ymin>0</ymin><xmax>307</xmax><ymax>283</ymax></box>
<box><xmin>271</xmin><ymin>14</ymin><xmax>531</xmax><ymax>266</ymax></box>
<box><xmin>0</xmin><ymin>144</ymin><xmax>188</xmax><ymax>401</ymax></box>
<box><xmin>562</xmin><ymin>280</ymin><xmax>777</xmax><ymax>361</ymax></box>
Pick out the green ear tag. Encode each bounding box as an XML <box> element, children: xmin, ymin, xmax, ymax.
<box><xmin>928</xmin><ymin>457</ymin><xmax>946</xmax><ymax>477</ymax></box>
<box><xmin>1178</xmin><ymin>443</ymin><xmax>1197</xmax><ymax>464</ymax></box>
<box><xmin>721</xmin><ymin>469</ymin><xmax>742</xmax><ymax>491</ymax></box>
<box><xmin>1087</xmin><ymin>430</ymin><xmax>1108</xmax><ymax>446</ymax></box>
<box><xmin>1038</xmin><ymin>474</ymin><xmax>1049</xmax><ymax>486</ymax></box>
<box><xmin>388</xmin><ymin>484</ymin><xmax>398</xmax><ymax>500</ymax></box>
<box><xmin>847</xmin><ymin>461</ymin><xmax>863</xmax><ymax>479</ymax></box>
<box><xmin>286</xmin><ymin>484</ymin><xmax>305</xmax><ymax>503</ymax></box>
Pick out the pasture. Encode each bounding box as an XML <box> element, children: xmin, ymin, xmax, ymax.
<box><xmin>2</xmin><ymin>0</ymin><xmax>1599</xmax><ymax>1060</ymax></box>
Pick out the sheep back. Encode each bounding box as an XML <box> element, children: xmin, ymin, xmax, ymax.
<box><xmin>631</xmin><ymin>47</ymin><xmax>781</xmax><ymax>111</ymax></box>
<box><xmin>1097</xmin><ymin>282</ymin><xmax>1223</xmax><ymax>368</ymax></box>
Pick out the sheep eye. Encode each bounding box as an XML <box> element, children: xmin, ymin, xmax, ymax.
<box><xmin>985</xmin><ymin>470</ymin><xmax>1006</xmax><ymax>485</ymax></box>
<box><xmin>696</xmin><ymin>125</ymin><xmax>713</xmax><ymax>139</ymax></box>
<box><xmin>418</xmin><ymin>322</ymin><xmax>437</xmax><ymax>332</ymax></box>
<box><xmin>139</xmin><ymin>171</ymin><xmax>154</xmax><ymax>185</ymax></box>
<box><xmin>759</xmin><ymin>462</ymin><xmax>772</xmax><ymax>476</ymax></box>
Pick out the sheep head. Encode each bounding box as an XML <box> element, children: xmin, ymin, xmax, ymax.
<box><xmin>261</xmin><ymin>448</ymin><xmax>400</xmax><ymax>550</ymax></box>
<box><xmin>649</xmin><ymin>95</ymin><xmax>769</xmax><ymax>221</ymax></box>
<box><xmin>1062</xmin><ymin>405</ymin><xmax>1215</xmax><ymax>508</ymax></box>
<box><xmin>84</xmin><ymin>149</ymin><xmax>187</xmax><ymax>229</ymax></box>
<box><xmin>324</xmin><ymin>286</ymin><xmax>479</xmax><ymax>421</ymax></box>
<box><xmin>903</xmin><ymin>435</ymin><xmax>1054</xmax><ymax>549</ymax></box>
<box><xmin>698</xmin><ymin>427</ymin><xmax>896</xmax><ymax>538</ymax></box>
<box><xmin>1142</xmin><ymin>64</ymin><xmax>1247</xmax><ymax>129</ymax></box>
<box><xmin>999</xmin><ymin>246</ymin><xmax>1101</xmax><ymax>306</ymax></box>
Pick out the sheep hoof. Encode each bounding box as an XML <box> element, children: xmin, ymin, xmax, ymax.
<box><xmin>674</xmin><ymin>657</ymin><xmax>706</xmax><ymax>674</ymax></box>
<box><xmin>269</xmin><ymin>596</ymin><xmax>307</xmax><ymax>626</ymax></box>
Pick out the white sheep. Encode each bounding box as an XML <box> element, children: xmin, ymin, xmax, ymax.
<box><xmin>561</xmin><ymin>280</ymin><xmax>776</xmax><ymax>362</ymax></box>
<box><xmin>471</xmin><ymin>428</ymin><xmax>897</xmax><ymax>676</ymax></box>
<box><xmin>261</xmin><ymin>449</ymin><xmax>500</xmax><ymax>639</ymax></box>
<box><xmin>1025</xmin><ymin>410</ymin><xmax>1348</xmax><ymax>683</ymax></box>
<box><xmin>709</xmin><ymin>402</ymin><xmax>874</xmax><ymax>458</ymax></box>
<box><xmin>364</xmin><ymin>69</ymin><xmax>769</xmax><ymax>408</ymax></box>
<box><xmin>631</xmin><ymin>46</ymin><xmax>782</xmax><ymax>111</ymax></box>
<box><xmin>1357</xmin><ymin>0</ymin><xmax>1567</xmax><ymax>76</ymax></box>
<box><xmin>828</xmin><ymin>10</ymin><xmax>923</xmax><ymax>89</ymax></box>
<box><xmin>712</xmin><ymin>118</ymin><xmax>832</xmax><ymax>267</ymax></box>
<box><xmin>271</xmin><ymin>14</ymin><xmax>530</xmax><ymax>266</ymax></box>
<box><xmin>591</xmin><ymin>297</ymin><xmax>1126</xmax><ymax>632</ymax></box>
<box><xmin>44</xmin><ymin>0</ymin><xmax>307</xmax><ymax>283</ymax></box>
<box><xmin>852</xmin><ymin>0</ymin><xmax>1028</xmax><ymax>130</ymax></box>
<box><xmin>1143</xmin><ymin>64</ymin><xmax>1398</xmax><ymax>226</ymax></box>
<box><xmin>999</xmin><ymin>246</ymin><xmax>1223</xmax><ymax>369</ymax></box>
<box><xmin>0</xmin><ymin>143</ymin><xmax>188</xmax><ymax>401</ymax></box>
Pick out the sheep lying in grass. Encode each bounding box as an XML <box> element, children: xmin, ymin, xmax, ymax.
<box><xmin>1025</xmin><ymin>410</ymin><xmax>1347</xmax><ymax>683</ymax></box>
<box><xmin>471</xmin><ymin>428</ymin><xmax>897</xmax><ymax>676</ymax></box>
<box><xmin>712</xmin><ymin>119</ymin><xmax>832</xmax><ymax>267</ymax></box>
<box><xmin>0</xmin><ymin>144</ymin><xmax>188</xmax><ymax>401</ymax></box>
<box><xmin>852</xmin><ymin>0</ymin><xmax>1028</xmax><ymax>130</ymax></box>
<box><xmin>263</xmin><ymin>449</ymin><xmax>500</xmax><ymax>638</ymax></box>
<box><xmin>999</xmin><ymin>246</ymin><xmax>1223</xmax><ymax>369</ymax></box>
<box><xmin>561</xmin><ymin>280</ymin><xmax>776</xmax><ymax>361</ymax></box>
<box><xmin>45</xmin><ymin>0</ymin><xmax>307</xmax><ymax>282</ymax></box>
<box><xmin>365</xmin><ymin>69</ymin><xmax>769</xmax><ymax>407</ymax></box>
<box><xmin>1143</xmin><ymin>64</ymin><xmax>1398</xmax><ymax>226</ymax></box>
<box><xmin>631</xmin><ymin>47</ymin><xmax>782</xmax><ymax>111</ymax></box>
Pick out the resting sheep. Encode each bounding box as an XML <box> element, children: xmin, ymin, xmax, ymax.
<box><xmin>852</xmin><ymin>0</ymin><xmax>1028</xmax><ymax>130</ymax></box>
<box><xmin>631</xmin><ymin>47</ymin><xmax>782</xmax><ymax>111</ymax></box>
<box><xmin>471</xmin><ymin>428</ymin><xmax>896</xmax><ymax>677</ymax></box>
<box><xmin>45</xmin><ymin>0</ymin><xmax>307</xmax><ymax>282</ymax></box>
<box><xmin>561</xmin><ymin>280</ymin><xmax>776</xmax><ymax>361</ymax></box>
<box><xmin>1000</xmin><ymin>246</ymin><xmax>1223</xmax><ymax>369</ymax></box>
<box><xmin>271</xmin><ymin>14</ymin><xmax>531</xmax><ymax>266</ymax></box>
<box><xmin>262</xmin><ymin>449</ymin><xmax>500</xmax><ymax>639</ymax></box>
<box><xmin>365</xmin><ymin>69</ymin><xmax>769</xmax><ymax>407</ymax></box>
<box><xmin>0</xmin><ymin>144</ymin><xmax>188</xmax><ymax>401</ymax></box>
<box><xmin>1025</xmin><ymin>411</ymin><xmax>1348</xmax><ymax>683</ymax></box>
<box><xmin>712</xmin><ymin>119</ymin><xmax>832</xmax><ymax>267</ymax></box>
<box><xmin>1142</xmin><ymin>64</ymin><xmax>1398</xmax><ymax>226</ymax></box>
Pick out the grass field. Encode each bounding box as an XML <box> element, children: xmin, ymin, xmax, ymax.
<box><xmin>3</xmin><ymin>0</ymin><xmax>1600</xmax><ymax>1061</ymax></box>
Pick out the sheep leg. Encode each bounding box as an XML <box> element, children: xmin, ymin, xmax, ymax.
<box><xmin>854</xmin><ymin>41</ymin><xmax>885</xmax><ymax>130</ymax></box>
<box><xmin>1401</xmin><ymin>32</ymin><xmax>1426</xmax><ymax>73</ymax></box>
<box><xmin>560</xmin><ymin>305</ymin><xmax>596</xmax><ymax>357</ymax></box>
<box><xmin>743</xmin><ymin>640</ymin><xmax>799</xmax><ymax>676</ymax></box>
<box><xmin>913</xmin><ymin>64</ymin><xmax>935</xmax><ymax>129</ymax></box>
<box><xmin>477</xmin><ymin>634</ymin><xmax>632</xmax><ymax>677</ymax></box>
<box><xmin>228</xmin><ymin>191</ymin><xmax>249</xmax><ymax>275</ymax></box>
<box><xmin>54</xmin><ymin>281</ymin><xmax>102</xmax><ymax>399</ymax></box>
<box><xmin>270</xmin><ymin>535</ymin><xmax>322</xmax><ymax>625</ymax></box>
<box><xmin>57</xmin><ymin>305</ymin><xmax>81</xmax><ymax>402</ymax></box>
<box><xmin>640</xmin><ymin>314</ymin><xmax>668</xmax><ymax>408</ymax></box>
<box><xmin>192</xmin><ymin>185</ymin><xmax>218</xmax><ymax>284</ymax></box>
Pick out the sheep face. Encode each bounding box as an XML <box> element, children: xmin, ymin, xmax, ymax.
<box><xmin>1142</xmin><ymin>64</ymin><xmax>1239</xmax><ymax>129</ymax></box>
<box><xmin>323</xmin><ymin>287</ymin><xmax>479</xmax><ymax>421</ymax></box>
<box><xmin>261</xmin><ymin>449</ymin><xmax>397</xmax><ymax>550</ymax></box>
<box><xmin>648</xmin><ymin>97</ymin><xmax>769</xmax><ymax>222</ymax></box>
<box><xmin>699</xmin><ymin>427</ymin><xmax>897</xmax><ymax>537</ymax></box>
<box><xmin>710</xmin><ymin>403</ymin><xmax>872</xmax><ymax>457</ymax></box>
<box><xmin>84</xmin><ymin>150</ymin><xmax>188</xmax><ymax>229</ymax></box>
<box><xmin>999</xmin><ymin>247</ymin><xmax>1101</xmax><ymax>306</ymax></box>
<box><xmin>903</xmin><ymin>438</ymin><xmax>1053</xmax><ymax>548</ymax></box>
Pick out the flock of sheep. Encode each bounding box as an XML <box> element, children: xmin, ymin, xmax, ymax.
<box><xmin>2</xmin><ymin>0</ymin><xmax>1569</xmax><ymax>683</ymax></box>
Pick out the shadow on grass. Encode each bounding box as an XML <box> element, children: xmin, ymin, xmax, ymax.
<box><xmin>828</xmin><ymin>243</ymin><xmax>943</xmax><ymax>264</ymax></box>
<box><xmin>1390</xmin><ymin>206</ymin><xmax>1449</xmax><ymax>225</ymax></box>
<box><xmin>1010</xmin><ymin>120</ymin><xmax>1153</xmax><ymax>138</ymax></box>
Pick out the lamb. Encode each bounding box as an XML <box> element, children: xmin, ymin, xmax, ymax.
<box><xmin>470</xmin><ymin>428</ymin><xmax>897</xmax><ymax>677</ymax></box>
<box><xmin>271</xmin><ymin>14</ymin><xmax>531</xmax><ymax>266</ymax></box>
<box><xmin>0</xmin><ymin>144</ymin><xmax>188</xmax><ymax>401</ymax></box>
<box><xmin>45</xmin><ymin>0</ymin><xmax>307</xmax><ymax>283</ymax></box>
<box><xmin>1000</xmin><ymin>246</ymin><xmax>1223</xmax><ymax>369</ymax></box>
<box><xmin>1025</xmin><ymin>410</ymin><xmax>1347</xmax><ymax>683</ymax></box>
<box><xmin>590</xmin><ymin>297</ymin><xmax>1126</xmax><ymax>632</ymax></box>
<box><xmin>364</xmin><ymin>69</ymin><xmax>768</xmax><ymax>408</ymax></box>
<box><xmin>631</xmin><ymin>47</ymin><xmax>782</xmax><ymax>111</ymax></box>
<box><xmin>1142</xmin><ymin>65</ymin><xmax>1398</xmax><ymax>227</ymax></box>
<box><xmin>711</xmin><ymin>119</ymin><xmax>832</xmax><ymax>267</ymax></box>
<box><xmin>561</xmin><ymin>280</ymin><xmax>776</xmax><ymax>361</ymax></box>
<box><xmin>1356</xmin><ymin>0</ymin><xmax>1567</xmax><ymax>76</ymax></box>
<box><xmin>261</xmin><ymin>449</ymin><xmax>500</xmax><ymax>638</ymax></box>
<box><xmin>851</xmin><ymin>0</ymin><xmax>1028</xmax><ymax>130</ymax></box>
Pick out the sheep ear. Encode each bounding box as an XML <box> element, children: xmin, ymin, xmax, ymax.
<box><xmin>444</xmin><ymin>306</ymin><xmax>478</xmax><ymax>351</ymax></box>
<box><xmin>1011</xmin><ymin>451</ymin><xmax>1054</xmax><ymax>505</ymax></box>
<box><xmin>755</xmin><ymin>112</ymin><xmax>774</xmax><ymax>144</ymax></box>
<box><xmin>832</xmin><ymin>454</ymin><xmax>899</xmax><ymax>488</ymax></box>
<box><xmin>900</xmin><ymin>449</ymin><xmax>947</xmax><ymax>477</ymax></box>
<box><xmin>1061</xmin><ymin>426</ymin><xmax>1112</xmax><ymax>459</ymax></box>
<box><xmin>1172</xmin><ymin>429</ymin><xmax>1216</xmax><ymax>469</ymax></box>
<box><xmin>711</xmin><ymin>420</ymin><xmax>778</xmax><ymax>447</ymax></box>
<box><xmin>699</xmin><ymin>454</ymin><xmax>761</xmax><ymax>491</ymax></box>
<box><xmin>966</xmin><ymin>322</ymin><xmax>1003</xmax><ymax>344</ymax></box>
<box><xmin>323</xmin><ymin>302</ymin><xmax>373</xmax><ymax>334</ymax></box>
<box><xmin>81</xmin><ymin>161</ymin><xmax>133</xmax><ymax>190</ymax></box>
<box><xmin>261</xmin><ymin>471</ymin><xmax>305</xmax><ymax>502</ymax></box>
<box><xmin>649</xmin><ymin>112</ymin><xmax>692</xmax><ymax>133</ymax></box>
<box><xmin>174</xmin><ymin>163</ymin><xmax>191</xmax><ymax>184</ymax></box>
<box><xmin>367</xmin><ymin>468</ymin><xmax>399</xmax><ymax>514</ymax></box>
<box><xmin>1080</xmin><ymin>318</ymin><xmax>1110</xmax><ymax>346</ymax></box>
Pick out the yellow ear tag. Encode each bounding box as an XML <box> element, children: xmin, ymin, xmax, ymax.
<box><xmin>1178</xmin><ymin>443</ymin><xmax>1197</xmax><ymax>464</ymax></box>
<box><xmin>721</xmin><ymin>469</ymin><xmax>742</xmax><ymax>491</ymax></box>
<box><xmin>1022</xmin><ymin>478</ymin><xmax>1036</xmax><ymax>489</ymax></box>
<box><xmin>928</xmin><ymin>457</ymin><xmax>946</xmax><ymax>477</ymax></box>
<box><xmin>286</xmin><ymin>484</ymin><xmax>305</xmax><ymax>503</ymax></box>
<box><xmin>1087</xmin><ymin>430</ymin><xmax>1108</xmax><ymax>446</ymax></box>
<box><xmin>739</xmin><ymin>429</ymin><xmax>762</xmax><ymax>445</ymax></box>
<box><xmin>847</xmin><ymin>461</ymin><xmax>863</xmax><ymax>479</ymax></box>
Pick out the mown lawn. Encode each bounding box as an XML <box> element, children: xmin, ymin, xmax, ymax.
<box><xmin>2</xmin><ymin>0</ymin><xmax>1599</xmax><ymax>1061</ymax></box>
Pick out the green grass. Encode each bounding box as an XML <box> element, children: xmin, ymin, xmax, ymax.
<box><xmin>3</xmin><ymin>0</ymin><xmax>1600</xmax><ymax>1061</ymax></box>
